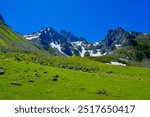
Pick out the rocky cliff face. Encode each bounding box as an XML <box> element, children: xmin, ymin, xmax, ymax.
<box><xmin>101</xmin><ymin>27</ymin><xmax>142</xmax><ymax>53</ymax></box>
<box><xmin>24</xmin><ymin>27</ymin><xmax>102</xmax><ymax>56</ymax></box>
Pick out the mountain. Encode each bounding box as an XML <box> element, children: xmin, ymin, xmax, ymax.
<box><xmin>59</xmin><ymin>30</ymin><xmax>87</xmax><ymax>42</ymax></box>
<box><xmin>23</xmin><ymin>26</ymin><xmax>150</xmax><ymax>67</ymax></box>
<box><xmin>1</xmin><ymin>13</ymin><xmax>149</xmax><ymax>65</ymax></box>
<box><xmin>24</xmin><ymin>26</ymin><xmax>147</xmax><ymax>58</ymax></box>
<box><xmin>113</xmin><ymin>34</ymin><xmax>150</xmax><ymax>62</ymax></box>
<box><xmin>101</xmin><ymin>27</ymin><xmax>143</xmax><ymax>53</ymax></box>
<box><xmin>0</xmin><ymin>14</ymin><xmax>40</xmax><ymax>52</ymax></box>
<box><xmin>88</xmin><ymin>28</ymin><xmax>150</xmax><ymax>67</ymax></box>
<box><xmin>101</xmin><ymin>27</ymin><xmax>150</xmax><ymax>62</ymax></box>
<box><xmin>24</xmin><ymin>27</ymin><xmax>102</xmax><ymax>56</ymax></box>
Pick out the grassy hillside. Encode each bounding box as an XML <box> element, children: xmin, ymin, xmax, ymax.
<box><xmin>0</xmin><ymin>51</ymin><xmax>150</xmax><ymax>100</ymax></box>
<box><xmin>0</xmin><ymin>21</ymin><xmax>39</xmax><ymax>51</ymax></box>
<box><xmin>0</xmin><ymin>16</ymin><xmax>149</xmax><ymax>100</ymax></box>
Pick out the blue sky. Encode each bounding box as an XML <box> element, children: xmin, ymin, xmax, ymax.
<box><xmin>0</xmin><ymin>0</ymin><xmax>150</xmax><ymax>42</ymax></box>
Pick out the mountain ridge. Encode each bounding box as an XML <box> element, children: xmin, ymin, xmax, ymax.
<box><xmin>0</xmin><ymin>14</ymin><xmax>150</xmax><ymax>66</ymax></box>
<box><xmin>24</xmin><ymin>26</ymin><xmax>147</xmax><ymax>57</ymax></box>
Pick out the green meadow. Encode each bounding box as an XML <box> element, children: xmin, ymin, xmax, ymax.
<box><xmin>0</xmin><ymin>51</ymin><xmax>150</xmax><ymax>100</ymax></box>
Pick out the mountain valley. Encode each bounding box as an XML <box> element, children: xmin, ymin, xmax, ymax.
<box><xmin>0</xmin><ymin>14</ymin><xmax>150</xmax><ymax>100</ymax></box>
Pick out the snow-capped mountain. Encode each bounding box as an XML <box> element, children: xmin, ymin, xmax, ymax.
<box><xmin>24</xmin><ymin>27</ymin><xmax>145</xmax><ymax>57</ymax></box>
<box><xmin>24</xmin><ymin>27</ymin><xmax>103</xmax><ymax>56</ymax></box>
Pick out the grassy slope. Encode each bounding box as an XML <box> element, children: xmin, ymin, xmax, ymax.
<box><xmin>0</xmin><ymin>53</ymin><xmax>150</xmax><ymax>100</ymax></box>
<box><xmin>0</xmin><ymin>22</ymin><xmax>39</xmax><ymax>51</ymax></box>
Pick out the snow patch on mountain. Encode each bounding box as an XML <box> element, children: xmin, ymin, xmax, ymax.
<box><xmin>51</xmin><ymin>42</ymin><xmax>61</xmax><ymax>51</ymax></box>
<box><xmin>144</xmin><ymin>33</ymin><xmax>148</xmax><ymax>35</ymax></box>
<box><xmin>90</xmin><ymin>50</ymin><xmax>102</xmax><ymax>57</ymax></box>
<box><xmin>71</xmin><ymin>41</ymin><xmax>83</xmax><ymax>46</ymax></box>
<box><xmin>110</xmin><ymin>62</ymin><xmax>126</xmax><ymax>66</ymax></box>
<box><xmin>24</xmin><ymin>33</ymin><xmax>41</xmax><ymax>40</ymax></box>
<box><xmin>50</xmin><ymin>42</ymin><xmax>68</xmax><ymax>56</ymax></box>
<box><xmin>79</xmin><ymin>47</ymin><xmax>102</xmax><ymax>57</ymax></box>
<box><xmin>93</xmin><ymin>42</ymin><xmax>99</xmax><ymax>46</ymax></box>
<box><xmin>80</xmin><ymin>46</ymin><xmax>86</xmax><ymax>57</ymax></box>
<box><xmin>115</xmin><ymin>44</ymin><xmax>121</xmax><ymax>49</ymax></box>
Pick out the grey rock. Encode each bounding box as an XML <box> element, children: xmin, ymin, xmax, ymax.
<box><xmin>0</xmin><ymin>69</ymin><xmax>5</xmax><ymax>75</ymax></box>
<box><xmin>10</xmin><ymin>82</ymin><xmax>22</xmax><ymax>86</ymax></box>
<box><xmin>96</xmin><ymin>89</ymin><xmax>107</xmax><ymax>95</ymax></box>
<box><xmin>51</xmin><ymin>75</ymin><xmax>59</xmax><ymax>81</ymax></box>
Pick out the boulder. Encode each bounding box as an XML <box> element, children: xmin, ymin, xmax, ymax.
<box><xmin>51</xmin><ymin>75</ymin><xmax>59</xmax><ymax>81</ymax></box>
<box><xmin>35</xmin><ymin>73</ymin><xmax>41</xmax><ymax>77</ymax></box>
<box><xmin>96</xmin><ymin>89</ymin><xmax>107</xmax><ymax>95</ymax></box>
<box><xmin>0</xmin><ymin>69</ymin><xmax>5</xmax><ymax>75</ymax></box>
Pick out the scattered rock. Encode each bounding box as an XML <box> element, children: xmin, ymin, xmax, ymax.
<box><xmin>96</xmin><ymin>89</ymin><xmax>107</xmax><ymax>95</ymax></box>
<box><xmin>62</xmin><ymin>77</ymin><xmax>65</xmax><ymax>80</ymax></box>
<box><xmin>59</xmin><ymin>65</ymin><xmax>65</xmax><ymax>68</ymax></box>
<box><xmin>28</xmin><ymin>80</ymin><xmax>34</xmax><ymax>83</ymax></box>
<box><xmin>106</xmin><ymin>71</ymin><xmax>113</xmax><ymax>74</ymax></box>
<box><xmin>80</xmin><ymin>88</ymin><xmax>86</xmax><ymax>91</ymax></box>
<box><xmin>0</xmin><ymin>69</ymin><xmax>5</xmax><ymax>75</ymax></box>
<box><xmin>16</xmin><ymin>57</ymin><xmax>21</xmax><ymax>62</ymax></box>
<box><xmin>35</xmin><ymin>73</ymin><xmax>41</xmax><ymax>77</ymax></box>
<box><xmin>10</xmin><ymin>82</ymin><xmax>22</xmax><ymax>86</ymax></box>
<box><xmin>51</xmin><ymin>75</ymin><xmax>59</xmax><ymax>81</ymax></box>
<box><xmin>43</xmin><ymin>71</ymin><xmax>48</xmax><ymax>73</ymax></box>
<box><xmin>55</xmin><ymin>75</ymin><xmax>59</xmax><ymax>77</ymax></box>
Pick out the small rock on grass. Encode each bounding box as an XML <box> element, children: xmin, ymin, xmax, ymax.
<box><xmin>80</xmin><ymin>88</ymin><xmax>86</xmax><ymax>91</ymax></box>
<box><xmin>10</xmin><ymin>82</ymin><xmax>22</xmax><ymax>86</ymax></box>
<box><xmin>96</xmin><ymin>89</ymin><xmax>107</xmax><ymax>95</ymax></box>
<box><xmin>35</xmin><ymin>73</ymin><xmax>41</xmax><ymax>77</ymax></box>
<box><xmin>0</xmin><ymin>69</ymin><xmax>5</xmax><ymax>75</ymax></box>
<box><xmin>28</xmin><ymin>80</ymin><xmax>34</xmax><ymax>83</ymax></box>
<box><xmin>43</xmin><ymin>71</ymin><xmax>48</xmax><ymax>73</ymax></box>
<box><xmin>51</xmin><ymin>75</ymin><xmax>59</xmax><ymax>81</ymax></box>
<box><xmin>106</xmin><ymin>71</ymin><xmax>113</xmax><ymax>74</ymax></box>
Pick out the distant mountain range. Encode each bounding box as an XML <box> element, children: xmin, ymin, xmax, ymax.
<box><xmin>24</xmin><ymin>27</ymin><xmax>102</xmax><ymax>56</ymax></box>
<box><xmin>23</xmin><ymin>26</ymin><xmax>148</xmax><ymax>57</ymax></box>
<box><xmin>0</xmin><ymin>14</ymin><xmax>150</xmax><ymax>64</ymax></box>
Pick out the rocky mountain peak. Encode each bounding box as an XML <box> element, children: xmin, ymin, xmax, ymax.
<box><xmin>60</xmin><ymin>30</ymin><xmax>87</xmax><ymax>42</ymax></box>
<box><xmin>24</xmin><ymin>26</ymin><xmax>145</xmax><ymax>57</ymax></box>
<box><xmin>101</xmin><ymin>27</ymin><xmax>143</xmax><ymax>53</ymax></box>
<box><xmin>115</xmin><ymin>27</ymin><xmax>125</xmax><ymax>32</ymax></box>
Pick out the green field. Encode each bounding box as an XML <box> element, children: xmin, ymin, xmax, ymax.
<box><xmin>0</xmin><ymin>51</ymin><xmax>150</xmax><ymax>100</ymax></box>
